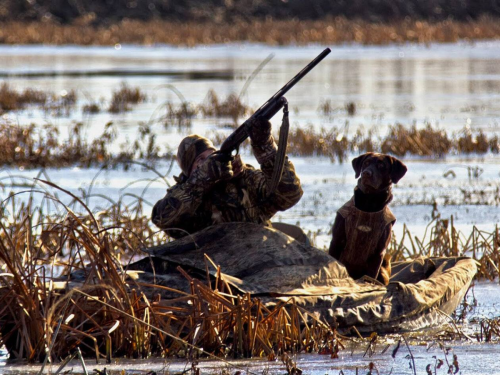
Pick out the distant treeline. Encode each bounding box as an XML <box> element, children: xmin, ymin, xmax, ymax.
<box><xmin>1</xmin><ymin>0</ymin><xmax>500</xmax><ymax>24</ymax></box>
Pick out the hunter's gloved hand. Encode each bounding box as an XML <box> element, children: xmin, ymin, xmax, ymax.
<box><xmin>247</xmin><ymin>117</ymin><xmax>272</xmax><ymax>146</ymax></box>
<box><xmin>189</xmin><ymin>152</ymin><xmax>233</xmax><ymax>186</ymax></box>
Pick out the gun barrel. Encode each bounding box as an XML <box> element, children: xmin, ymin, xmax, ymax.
<box><xmin>220</xmin><ymin>48</ymin><xmax>331</xmax><ymax>154</ymax></box>
<box><xmin>256</xmin><ymin>48</ymin><xmax>331</xmax><ymax>113</ymax></box>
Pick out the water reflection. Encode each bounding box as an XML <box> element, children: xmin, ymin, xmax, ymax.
<box><xmin>2</xmin><ymin>44</ymin><xmax>500</xmax><ymax>138</ymax></box>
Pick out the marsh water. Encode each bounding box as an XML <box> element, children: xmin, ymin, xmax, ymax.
<box><xmin>2</xmin><ymin>42</ymin><xmax>500</xmax><ymax>243</ymax></box>
<box><xmin>1</xmin><ymin>42</ymin><xmax>500</xmax><ymax>373</ymax></box>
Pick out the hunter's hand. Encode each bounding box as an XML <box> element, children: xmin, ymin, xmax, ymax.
<box><xmin>248</xmin><ymin>117</ymin><xmax>272</xmax><ymax>146</ymax></box>
<box><xmin>191</xmin><ymin>152</ymin><xmax>233</xmax><ymax>185</ymax></box>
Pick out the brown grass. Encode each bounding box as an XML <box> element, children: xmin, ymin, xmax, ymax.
<box><xmin>0</xmin><ymin>82</ymin><xmax>145</xmax><ymax>116</ymax></box>
<box><xmin>284</xmin><ymin>123</ymin><xmax>499</xmax><ymax>160</ymax></box>
<box><xmin>1</xmin><ymin>17</ymin><xmax>500</xmax><ymax>46</ymax></box>
<box><xmin>82</xmin><ymin>102</ymin><xmax>101</xmax><ymax>114</ymax></box>
<box><xmin>475</xmin><ymin>317</ymin><xmax>500</xmax><ymax>342</ymax></box>
<box><xmin>0</xmin><ymin>184</ymin><xmax>340</xmax><ymax>362</ymax></box>
<box><xmin>162</xmin><ymin>102</ymin><xmax>197</xmax><ymax>129</ymax></box>
<box><xmin>0</xmin><ymin>83</ymin><xmax>77</xmax><ymax>116</ymax></box>
<box><xmin>199</xmin><ymin>89</ymin><xmax>251</xmax><ymax>127</ymax></box>
<box><xmin>0</xmin><ymin>177</ymin><xmax>499</xmax><ymax>362</ymax></box>
<box><xmin>108</xmin><ymin>83</ymin><xmax>146</xmax><ymax>113</ymax></box>
<box><xmin>381</xmin><ymin>123</ymin><xmax>452</xmax><ymax>157</ymax></box>
<box><xmin>2</xmin><ymin>116</ymin><xmax>499</xmax><ymax>170</ymax></box>
<box><xmin>388</xmin><ymin>215</ymin><xmax>500</xmax><ymax>281</ymax></box>
<box><xmin>0</xmin><ymin>121</ymin><xmax>169</xmax><ymax>169</ymax></box>
<box><xmin>287</xmin><ymin>125</ymin><xmax>349</xmax><ymax>163</ymax></box>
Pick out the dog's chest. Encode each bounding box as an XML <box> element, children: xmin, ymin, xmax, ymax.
<box><xmin>337</xmin><ymin>198</ymin><xmax>395</xmax><ymax>264</ymax></box>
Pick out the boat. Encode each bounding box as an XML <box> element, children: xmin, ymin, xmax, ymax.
<box><xmin>129</xmin><ymin>222</ymin><xmax>477</xmax><ymax>334</ymax></box>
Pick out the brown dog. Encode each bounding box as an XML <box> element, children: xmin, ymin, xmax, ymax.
<box><xmin>328</xmin><ymin>152</ymin><xmax>407</xmax><ymax>285</ymax></box>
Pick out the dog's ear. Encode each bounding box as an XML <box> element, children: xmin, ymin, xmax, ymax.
<box><xmin>389</xmin><ymin>156</ymin><xmax>407</xmax><ymax>184</ymax></box>
<box><xmin>352</xmin><ymin>153</ymin><xmax>372</xmax><ymax>178</ymax></box>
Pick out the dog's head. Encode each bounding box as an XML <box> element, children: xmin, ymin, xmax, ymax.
<box><xmin>352</xmin><ymin>152</ymin><xmax>407</xmax><ymax>193</ymax></box>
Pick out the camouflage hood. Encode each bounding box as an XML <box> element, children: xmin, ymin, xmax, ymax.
<box><xmin>176</xmin><ymin>134</ymin><xmax>216</xmax><ymax>176</ymax></box>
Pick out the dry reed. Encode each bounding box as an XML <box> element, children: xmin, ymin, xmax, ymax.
<box><xmin>318</xmin><ymin>100</ymin><xmax>356</xmax><ymax>117</ymax></box>
<box><xmin>0</xmin><ymin>121</ymin><xmax>169</xmax><ymax>169</ymax></box>
<box><xmin>388</xmin><ymin>215</ymin><xmax>500</xmax><ymax>281</ymax></box>
<box><xmin>3</xmin><ymin>118</ymin><xmax>499</xmax><ymax>170</ymax></box>
<box><xmin>1</xmin><ymin>176</ymin><xmax>499</xmax><ymax>363</ymax></box>
<box><xmin>1</xmin><ymin>17</ymin><xmax>500</xmax><ymax>46</ymax></box>
<box><xmin>0</xmin><ymin>182</ymin><xmax>340</xmax><ymax>363</ymax></box>
<box><xmin>199</xmin><ymin>89</ymin><xmax>251</xmax><ymax>127</ymax></box>
<box><xmin>0</xmin><ymin>83</ymin><xmax>76</xmax><ymax>117</ymax></box>
<box><xmin>108</xmin><ymin>83</ymin><xmax>146</xmax><ymax>113</ymax></box>
<box><xmin>381</xmin><ymin>123</ymin><xmax>452</xmax><ymax>157</ymax></box>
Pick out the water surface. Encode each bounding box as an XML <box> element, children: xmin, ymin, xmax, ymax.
<box><xmin>1</xmin><ymin>42</ymin><xmax>500</xmax><ymax>372</ymax></box>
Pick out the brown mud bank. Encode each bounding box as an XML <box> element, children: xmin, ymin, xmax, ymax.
<box><xmin>1</xmin><ymin>17</ymin><xmax>500</xmax><ymax>46</ymax></box>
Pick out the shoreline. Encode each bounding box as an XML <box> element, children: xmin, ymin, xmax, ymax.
<box><xmin>1</xmin><ymin>17</ymin><xmax>500</xmax><ymax>46</ymax></box>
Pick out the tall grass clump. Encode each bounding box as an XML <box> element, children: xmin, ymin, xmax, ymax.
<box><xmin>318</xmin><ymin>100</ymin><xmax>356</xmax><ymax>117</ymax></box>
<box><xmin>1</xmin><ymin>177</ymin><xmax>499</xmax><ymax>363</ymax></box>
<box><xmin>0</xmin><ymin>82</ymin><xmax>49</xmax><ymax>112</ymax></box>
<box><xmin>108</xmin><ymin>83</ymin><xmax>146</xmax><ymax>113</ymax></box>
<box><xmin>0</xmin><ymin>83</ymin><xmax>77</xmax><ymax>116</ymax></box>
<box><xmin>3</xmin><ymin>119</ymin><xmax>500</xmax><ymax>170</ymax></box>
<box><xmin>389</xmin><ymin>215</ymin><xmax>500</xmax><ymax>281</ymax></box>
<box><xmin>0</xmin><ymin>190</ymin><xmax>164</xmax><ymax>361</ymax></box>
<box><xmin>0</xmin><ymin>183</ymin><xmax>341</xmax><ymax>362</ymax></box>
<box><xmin>287</xmin><ymin>125</ymin><xmax>349</xmax><ymax>163</ymax></box>
<box><xmin>199</xmin><ymin>89</ymin><xmax>251</xmax><ymax>126</ymax></box>
<box><xmin>0</xmin><ymin>121</ymin><xmax>169</xmax><ymax>169</ymax></box>
<box><xmin>381</xmin><ymin>123</ymin><xmax>452</xmax><ymax>157</ymax></box>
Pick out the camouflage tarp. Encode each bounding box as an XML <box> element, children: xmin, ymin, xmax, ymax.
<box><xmin>130</xmin><ymin>222</ymin><xmax>476</xmax><ymax>334</ymax></box>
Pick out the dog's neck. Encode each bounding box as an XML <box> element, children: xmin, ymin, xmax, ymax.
<box><xmin>354</xmin><ymin>186</ymin><xmax>393</xmax><ymax>212</ymax></box>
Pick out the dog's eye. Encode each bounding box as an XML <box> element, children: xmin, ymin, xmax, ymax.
<box><xmin>378</xmin><ymin>162</ymin><xmax>386</xmax><ymax>170</ymax></box>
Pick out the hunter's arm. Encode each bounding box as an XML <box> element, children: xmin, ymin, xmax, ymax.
<box><xmin>251</xmin><ymin>136</ymin><xmax>303</xmax><ymax>211</ymax></box>
<box><xmin>151</xmin><ymin>176</ymin><xmax>209</xmax><ymax>238</ymax></box>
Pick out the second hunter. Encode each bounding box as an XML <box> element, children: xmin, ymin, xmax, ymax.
<box><xmin>152</xmin><ymin>117</ymin><xmax>303</xmax><ymax>238</ymax></box>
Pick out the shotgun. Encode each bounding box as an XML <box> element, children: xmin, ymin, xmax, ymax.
<box><xmin>220</xmin><ymin>47</ymin><xmax>331</xmax><ymax>154</ymax></box>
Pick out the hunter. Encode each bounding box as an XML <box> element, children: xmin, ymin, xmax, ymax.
<box><xmin>152</xmin><ymin>117</ymin><xmax>303</xmax><ymax>238</ymax></box>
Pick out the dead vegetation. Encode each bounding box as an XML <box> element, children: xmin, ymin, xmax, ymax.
<box><xmin>1</xmin><ymin>82</ymin><xmax>248</xmax><ymax>128</ymax></box>
<box><xmin>0</xmin><ymin>82</ymin><xmax>145</xmax><ymax>116</ymax></box>
<box><xmin>2</xmin><ymin>116</ymin><xmax>500</xmax><ymax>170</ymax></box>
<box><xmin>388</xmin><ymin>214</ymin><xmax>500</xmax><ymax>281</ymax></box>
<box><xmin>381</xmin><ymin>124</ymin><xmax>453</xmax><ymax>157</ymax></box>
<box><xmin>108</xmin><ymin>83</ymin><xmax>146</xmax><ymax>113</ymax></box>
<box><xmin>3</xmin><ymin>81</ymin><xmax>498</xmax><ymax>166</ymax></box>
<box><xmin>318</xmin><ymin>100</ymin><xmax>356</xmax><ymax>117</ymax></box>
<box><xmin>2</xmin><ymin>17</ymin><xmax>500</xmax><ymax>46</ymax></box>
<box><xmin>199</xmin><ymin>90</ymin><xmax>251</xmax><ymax>127</ymax></box>
<box><xmin>284</xmin><ymin>123</ymin><xmax>500</xmax><ymax>162</ymax></box>
<box><xmin>0</xmin><ymin>121</ymin><xmax>169</xmax><ymax>169</ymax></box>
<box><xmin>287</xmin><ymin>125</ymin><xmax>350</xmax><ymax>163</ymax></box>
<box><xmin>0</xmin><ymin>184</ymin><xmax>340</xmax><ymax>363</ymax></box>
<box><xmin>0</xmin><ymin>177</ymin><xmax>499</xmax><ymax>364</ymax></box>
<box><xmin>0</xmin><ymin>83</ymin><xmax>77</xmax><ymax>116</ymax></box>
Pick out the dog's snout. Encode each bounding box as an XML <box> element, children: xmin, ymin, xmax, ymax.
<box><xmin>362</xmin><ymin>169</ymin><xmax>372</xmax><ymax>177</ymax></box>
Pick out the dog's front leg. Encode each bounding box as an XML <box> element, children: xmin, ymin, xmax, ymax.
<box><xmin>329</xmin><ymin>213</ymin><xmax>347</xmax><ymax>259</ymax></box>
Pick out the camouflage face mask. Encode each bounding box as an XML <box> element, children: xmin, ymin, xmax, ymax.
<box><xmin>176</xmin><ymin>135</ymin><xmax>217</xmax><ymax>176</ymax></box>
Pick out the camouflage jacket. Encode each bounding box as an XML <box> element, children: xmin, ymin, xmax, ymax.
<box><xmin>152</xmin><ymin>139</ymin><xmax>303</xmax><ymax>238</ymax></box>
